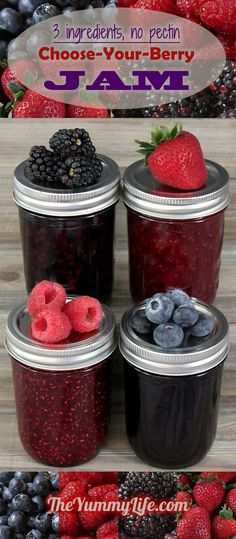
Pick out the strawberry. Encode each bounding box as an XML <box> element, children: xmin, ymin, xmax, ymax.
<box><xmin>226</xmin><ymin>489</ymin><xmax>236</xmax><ymax>515</ymax></box>
<box><xmin>212</xmin><ymin>506</ymin><xmax>236</xmax><ymax>538</ymax></box>
<box><xmin>199</xmin><ymin>472</ymin><xmax>236</xmax><ymax>484</ymax></box>
<box><xmin>1</xmin><ymin>60</ymin><xmax>37</xmax><ymax>100</ymax></box>
<box><xmin>66</xmin><ymin>99</ymin><xmax>109</xmax><ymax>118</ymax></box>
<box><xmin>133</xmin><ymin>0</ymin><xmax>178</xmax><ymax>12</ymax></box>
<box><xmin>177</xmin><ymin>491</ymin><xmax>193</xmax><ymax>511</ymax></box>
<box><xmin>136</xmin><ymin>124</ymin><xmax>207</xmax><ymax>191</ymax></box>
<box><xmin>177</xmin><ymin>506</ymin><xmax>211</xmax><ymax>538</ymax></box>
<box><xmin>177</xmin><ymin>474</ymin><xmax>193</xmax><ymax>489</ymax></box>
<box><xmin>13</xmin><ymin>86</ymin><xmax>65</xmax><ymax>118</ymax></box>
<box><xmin>193</xmin><ymin>480</ymin><xmax>225</xmax><ymax>513</ymax></box>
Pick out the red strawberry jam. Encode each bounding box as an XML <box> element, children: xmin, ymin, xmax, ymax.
<box><xmin>6</xmin><ymin>301</ymin><xmax>116</xmax><ymax>466</ymax></box>
<box><xmin>123</xmin><ymin>159</ymin><xmax>230</xmax><ymax>304</ymax></box>
<box><xmin>14</xmin><ymin>156</ymin><xmax>120</xmax><ymax>302</ymax></box>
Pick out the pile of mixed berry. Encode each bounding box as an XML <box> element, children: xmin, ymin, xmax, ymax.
<box><xmin>176</xmin><ymin>471</ymin><xmax>236</xmax><ymax>538</ymax></box>
<box><xmin>28</xmin><ymin>280</ymin><xmax>103</xmax><ymax>344</ymax></box>
<box><xmin>0</xmin><ymin>470</ymin><xmax>58</xmax><ymax>539</ymax></box>
<box><xmin>118</xmin><ymin>472</ymin><xmax>177</xmax><ymax>539</ymax></box>
<box><xmin>27</xmin><ymin>128</ymin><xmax>103</xmax><ymax>189</ymax></box>
<box><xmin>131</xmin><ymin>289</ymin><xmax>215</xmax><ymax>348</ymax></box>
<box><xmin>53</xmin><ymin>471</ymin><xmax>119</xmax><ymax>538</ymax></box>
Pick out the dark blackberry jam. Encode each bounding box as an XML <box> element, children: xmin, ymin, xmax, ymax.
<box><xmin>6</xmin><ymin>301</ymin><xmax>116</xmax><ymax>467</ymax></box>
<box><xmin>120</xmin><ymin>300</ymin><xmax>229</xmax><ymax>468</ymax></box>
<box><xmin>14</xmin><ymin>155</ymin><xmax>120</xmax><ymax>301</ymax></box>
<box><xmin>123</xmin><ymin>160</ymin><xmax>230</xmax><ymax>304</ymax></box>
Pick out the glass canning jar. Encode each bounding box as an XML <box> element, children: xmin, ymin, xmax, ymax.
<box><xmin>5</xmin><ymin>301</ymin><xmax>116</xmax><ymax>467</ymax></box>
<box><xmin>123</xmin><ymin>159</ymin><xmax>230</xmax><ymax>304</ymax></box>
<box><xmin>14</xmin><ymin>156</ymin><xmax>120</xmax><ymax>302</ymax></box>
<box><xmin>119</xmin><ymin>300</ymin><xmax>229</xmax><ymax>468</ymax></box>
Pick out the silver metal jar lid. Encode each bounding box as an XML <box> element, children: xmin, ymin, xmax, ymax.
<box><xmin>119</xmin><ymin>300</ymin><xmax>229</xmax><ymax>376</ymax></box>
<box><xmin>123</xmin><ymin>159</ymin><xmax>230</xmax><ymax>220</ymax></box>
<box><xmin>5</xmin><ymin>299</ymin><xmax>116</xmax><ymax>371</ymax></box>
<box><xmin>14</xmin><ymin>155</ymin><xmax>120</xmax><ymax>217</ymax></box>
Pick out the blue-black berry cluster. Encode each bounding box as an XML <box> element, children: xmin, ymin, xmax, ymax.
<box><xmin>131</xmin><ymin>289</ymin><xmax>215</xmax><ymax>348</ymax></box>
<box><xmin>0</xmin><ymin>471</ymin><xmax>58</xmax><ymax>539</ymax></box>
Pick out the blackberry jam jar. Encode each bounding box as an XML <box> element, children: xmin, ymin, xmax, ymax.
<box><xmin>14</xmin><ymin>156</ymin><xmax>120</xmax><ymax>301</ymax></box>
<box><xmin>5</xmin><ymin>301</ymin><xmax>116</xmax><ymax>466</ymax></box>
<box><xmin>123</xmin><ymin>160</ymin><xmax>230</xmax><ymax>303</ymax></box>
<box><xmin>120</xmin><ymin>301</ymin><xmax>229</xmax><ymax>468</ymax></box>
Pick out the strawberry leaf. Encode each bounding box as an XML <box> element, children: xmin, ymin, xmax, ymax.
<box><xmin>7</xmin><ymin>82</ymin><xmax>25</xmax><ymax>97</ymax></box>
<box><xmin>0</xmin><ymin>59</ymin><xmax>8</xmax><ymax>69</ymax></box>
<box><xmin>219</xmin><ymin>505</ymin><xmax>234</xmax><ymax>519</ymax></box>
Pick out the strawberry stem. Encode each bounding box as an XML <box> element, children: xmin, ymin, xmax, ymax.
<box><xmin>135</xmin><ymin>123</ymin><xmax>183</xmax><ymax>165</ymax></box>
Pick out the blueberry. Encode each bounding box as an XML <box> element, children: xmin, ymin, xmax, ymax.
<box><xmin>47</xmin><ymin>535</ymin><xmax>59</xmax><ymax>539</ymax></box>
<box><xmin>0</xmin><ymin>501</ymin><xmax>6</xmax><ymax>517</ymax></box>
<box><xmin>0</xmin><ymin>39</ymin><xmax>7</xmax><ymax>59</ymax></box>
<box><xmin>131</xmin><ymin>310</ymin><xmax>154</xmax><ymax>334</ymax></box>
<box><xmin>18</xmin><ymin>0</ymin><xmax>43</xmax><ymax>15</ymax></box>
<box><xmin>26</xmin><ymin>483</ymin><xmax>35</xmax><ymax>496</ymax></box>
<box><xmin>2</xmin><ymin>489</ymin><xmax>13</xmax><ymax>502</ymax></box>
<box><xmin>32</xmin><ymin>3</ymin><xmax>60</xmax><ymax>23</ymax></box>
<box><xmin>62</xmin><ymin>5</ymin><xmax>77</xmax><ymax>13</ymax></box>
<box><xmin>12</xmin><ymin>494</ymin><xmax>32</xmax><ymax>512</ymax></box>
<box><xmin>33</xmin><ymin>474</ymin><xmax>51</xmax><ymax>496</ymax></box>
<box><xmin>0</xmin><ymin>526</ymin><xmax>11</xmax><ymax>539</ymax></box>
<box><xmin>49</xmin><ymin>473</ymin><xmax>59</xmax><ymax>491</ymax></box>
<box><xmin>8</xmin><ymin>478</ymin><xmax>26</xmax><ymax>496</ymax></box>
<box><xmin>153</xmin><ymin>323</ymin><xmax>184</xmax><ymax>348</ymax></box>
<box><xmin>8</xmin><ymin>511</ymin><xmax>26</xmax><ymax>532</ymax></box>
<box><xmin>31</xmin><ymin>495</ymin><xmax>44</xmax><ymax>513</ymax></box>
<box><xmin>27</xmin><ymin>516</ymin><xmax>36</xmax><ymax>528</ymax></box>
<box><xmin>34</xmin><ymin>513</ymin><xmax>52</xmax><ymax>532</ymax></box>
<box><xmin>26</xmin><ymin>531</ymin><xmax>42</xmax><ymax>539</ymax></box>
<box><xmin>26</xmin><ymin>29</ymin><xmax>51</xmax><ymax>55</ymax></box>
<box><xmin>190</xmin><ymin>313</ymin><xmax>215</xmax><ymax>337</ymax></box>
<box><xmin>0</xmin><ymin>519</ymin><xmax>7</xmax><ymax>527</ymax></box>
<box><xmin>173</xmin><ymin>304</ymin><xmax>199</xmax><ymax>327</ymax></box>
<box><xmin>15</xmin><ymin>535</ymin><xmax>25</xmax><ymax>539</ymax></box>
<box><xmin>0</xmin><ymin>473</ymin><xmax>14</xmax><ymax>486</ymax></box>
<box><xmin>51</xmin><ymin>514</ymin><xmax>59</xmax><ymax>533</ymax></box>
<box><xmin>167</xmin><ymin>289</ymin><xmax>191</xmax><ymax>307</ymax></box>
<box><xmin>145</xmin><ymin>293</ymin><xmax>174</xmax><ymax>324</ymax></box>
<box><xmin>0</xmin><ymin>8</ymin><xmax>24</xmax><ymax>33</ymax></box>
<box><xmin>14</xmin><ymin>472</ymin><xmax>32</xmax><ymax>483</ymax></box>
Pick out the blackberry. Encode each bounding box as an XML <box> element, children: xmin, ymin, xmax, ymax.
<box><xmin>209</xmin><ymin>60</ymin><xmax>236</xmax><ymax>116</ymax></box>
<box><xmin>49</xmin><ymin>128</ymin><xmax>95</xmax><ymax>159</ymax></box>
<box><xmin>119</xmin><ymin>515</ymin><xmax>176</xmax><ymax>539</ymax></box>
<box><xmin>56</xmin><ymin>155</ymin><xmax>103</xmax><ymax>188</ymax></box>
<box><xmin>27</xmin><ymin>146</ymin><xmax>57</xmax><ymax>184</ymax></box>
<box><xmin>119</xmin><ymin>472</ymin><xmax>176</xmax><ymax>500</ymax></box>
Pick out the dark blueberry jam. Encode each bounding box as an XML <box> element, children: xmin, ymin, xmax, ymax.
<box><xmin>127</xmin><ymin>208</ymin><xmax>225</xmax><ymax>304</ymax></box>
<box><xmin>124</xmin><ymin>360</ymin><xmax>224</xmax><ymax>468</ymax></box>
<box><xmin>19</xmin><ymin>206</ymin><xmax>115</xmax><ymax>302</ymax></box>
<box><xmin>12</xmin><ymin>356</ymin><xmax>112</xmax><ymax>467</ymax></box>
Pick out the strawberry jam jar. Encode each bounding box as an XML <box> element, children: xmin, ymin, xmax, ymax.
<box><xmin>123</xmin><ymin>160</ymin><xmax>230</xmax><ymax>303</ymax></box>
<box><xmin>120</xmin><ymin>301</ymin><xmax>229</xmax><ymax>468</ymax></box>
<box><xmin>5</xmin><ymin>301</ymin><xmax>116</xmax><ymax>466</ymax></box>
<box><xmin>14</xmin><ymin>156</ymin><xmax>120</xmax><ymax>301</ymax></box>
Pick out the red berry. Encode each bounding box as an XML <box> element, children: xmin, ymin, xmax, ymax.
<box><xmin>88</xmin><ymin>484</ymin><xmax>117</xmax><ymax>501</ymax></box>
<box><xmin>199</xmin><ymin>472</ymin><xmax>236</xmax><ymax>483</ymax></box>
<box><xmin>1</xmin><ymin>60</ymin><xmax>37</xmax><ymax>100</ymax></box>
<box><xmin>13</xmin><ymin>85</ymin><xmax>65</xmax><ymax>118</ymax></box>
<box><xmin>64</xmin><ymin>296</ymin><xmax>103</xmax><ymax>333</ymax></box>
<box><xmin>193</xmin><ymin>480</ymin><xmax>225</xmax><ymax>513</ymax></box>
<box><xmin>31</xmin><ymin>308</ymin><xmax>71</xmax><ymax>344</ymax></box>
<box><xmin>59</xmin><ymin>511</ymin><xmax>79</xmax><ymax>536</ymax></box>
<box><xmin>177</xmin><ymin>506</ymin><xmax>211</xmax><ymax>538</ymax></box>
<box><xmin>104</xmin><ymin>473</ymin><xmax>118</xmax><ymax>483</ymax></box>
<box><xmin>66</xmin><ymin>100</ymin><xmax>109</xmax><ymax>118</ymax></box>
<box><xmin>176</xmin><ymin>491</ymin><xmax>193</xmax><ymax>512</ymax></box>
<box><xmin>59</xmin><ymin>473</ymin><xmax>84</xmax><ymax>491</ymax></box>
<box><xmin>134</xmin><ymin>0</ymin><xmax>177</xmax><ymax>12</ymax></box>
<box><xmin>212</xmin><ymin>507</ymin><xmax>236</xmax><ymax>539</ymax></box>
<box><xmin>200</xmin><ymin>0</ymin><xmax>236</xmax><ymax>34</ymax></box>
<box><xmin>226</xmin><ymin>489</ymin><xmax>236</xmax><ymax>515</ymax></box>
<box><xmin>28</xmin><ymin>280</ymin><xmax>66</xmax><ymax>317</ymax></box>
<box><xmin>61</xmin><ymin>481</ymin><xmax>88</xmax><ymax>510</ymax></box>
<box><xmin>78</xmin><ymin>510</ymin><xmax>108</xmax><ymax>532</ymax></box>
<box><xmin>97</xmin><ymin>518</ymin><xmax>118</xmax><ymax>539</ymax></box>
<box><xmin>177</xmin><ymin>474</ymin><xmax>192</xmax><ymax>488</ymax></box>
<box><xmin>104</xmin><ymin>535</ymin><xmax>119</xmax><ymax>539</ymax></box>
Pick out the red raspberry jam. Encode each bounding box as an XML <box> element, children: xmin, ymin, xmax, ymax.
<box><xmin>6</xmin><ymin>302</ymin><xmax>116</xmax><ymax>467</ymax></box>
<box><xmin>14</xmin><ymin>155</ymin><xmax>120</xmax><ymax>302</ymax></box>
<box><xmin>120</xmin><ymin>300</ymin><xmax>229</xmax><ymax>468</ymax></box>
<box><xmin>123</xmin><ymin>159</ymin><xmax>230</xmax><ymax>304</ymax></box>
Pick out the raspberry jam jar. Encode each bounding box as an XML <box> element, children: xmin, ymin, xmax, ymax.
<box><xmin>5</xmin><ymin>301</ymin><xmax>116</xmax><ymax>466</ymax></box>
<box><xmin>120</xmin><ymin>301</ymin><xmax>229</xmax><ymax>468</ymax></box>
<box><xmin>14</xmin><ymin>156</ymin><xmax>120</xmax><ymax>301</ymax></box>
<box><xmin>123</xmin><ymin>160</ymin><xmax>230</xmax><ymax>303</ymax></box>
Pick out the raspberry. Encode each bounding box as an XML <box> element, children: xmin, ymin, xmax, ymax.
<box><xmin>105</xmin><ymin>535</ymin><xmax>119</xmax><ymax>539</ymax></box>
<box><xmin>64</xmin><ymin>296</ymin><xmax>103</xmax><ymax>333</ymax></box>
<box><xmin>200</xmin><ymin>0</ymin><xmax>236</xmax><ymax>33</ymax></box>
<box><xmin>31</xmin><ymin>308</ymin><xmax>71</xmax><ymax>344</ymax></box>
<box><xmin>88</xmin><ymin>484</ymin><xmax>118</xmax><ymax>502</ymax></box>
<box><xmin>59</xmin><ymin>511</ymin><xmax>79</xmax><ymax>536</ymax></box>
<box><xmin>78</xmin><ymin>509</ymin><xmax>108</xmax><ymax>532</ymax></box>
<box><xmin>28</xmin><ymin>280</ymin><xmax>66</xmax><ymax>317</ymax></box>
<box><xmin>59</xmin><ymin>473</ymin><xmax>83</xmax><ymax>491</ymax></box>
<box><xmin>97</xmin><ymin>518</ymin><xmax>118</xmax><ymax>539</ymax></box>
<box><xmin>105</xmin><ymin>473</ymin><xmax>118</xmax><ymax>483</ymax></box>
<box><xmin>61</xmin><ymin>481</ymin><xmax>88</xmax><ymax>510</ymax></box>
<box><xmin>176</xmin><ymin>0</ymin><xmax>203</xmax><ymax>18</ymax></box>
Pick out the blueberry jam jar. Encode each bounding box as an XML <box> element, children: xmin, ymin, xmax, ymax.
<box><xmin>123</xmin><ymin>160</ymin><xmax>230</xmax><ymax>303</ymax></box>
<box><xmin>120</xmin><ymin>301</ymin><xmax>229</xmax><ymax>468</ymax></box>
<box><xmin>14</xmin><ymin>156</ymin><xmax>120</xmax><ymax>301</ymax></box>
<box><xmin>5</xmin><ymin>301</ymin><xmax>116</xmax><ymax>467</ymax></box>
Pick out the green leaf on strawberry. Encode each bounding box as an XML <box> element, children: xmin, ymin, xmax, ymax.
<box><xmin>7</xmin><ymin>82</ymin><xmax>26</xmax><ymax>100</ymax></box>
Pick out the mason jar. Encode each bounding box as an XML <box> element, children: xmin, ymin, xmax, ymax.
<box><xmin>123</xmin><ymin>159</ymin><xmax>230</xmax><ymax>303</ymax></box>
<box><xmin>120</xmin><ymin>300</ymin><xmax>229</xmax><ymax>468</ymax></box>
<box><xmin>5</xmin><ymin>301</ymin><xmax>116</xmax><ymax>467</ymax></box>
<box><xmin>14</xmin><ymin>156</ymin><xmax>120</xmax><ymax>302</ymax></box>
